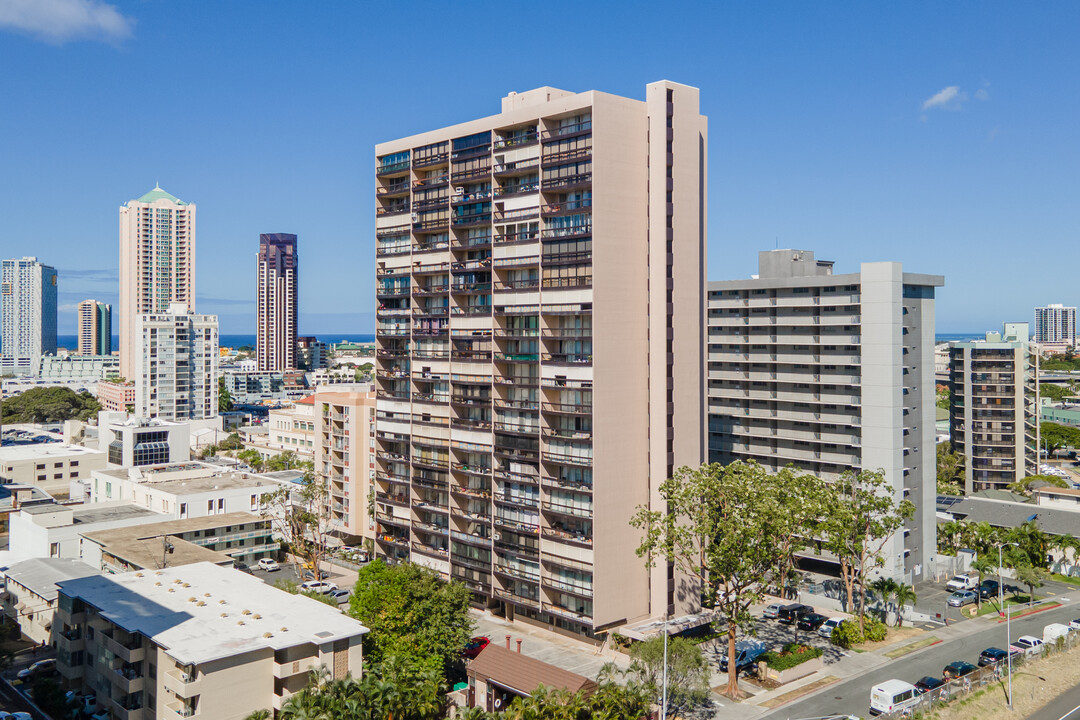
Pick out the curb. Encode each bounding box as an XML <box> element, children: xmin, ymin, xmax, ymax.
<box><xmin>996</xmin><ymin>603</ymin><xmax>1061</xmax><ymax>623</ymax></box>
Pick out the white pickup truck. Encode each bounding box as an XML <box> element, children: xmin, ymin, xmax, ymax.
<box><xmin>945</xmin><ymin>575</ymin><xmax>978</xmax><ymax>592</ymax></box>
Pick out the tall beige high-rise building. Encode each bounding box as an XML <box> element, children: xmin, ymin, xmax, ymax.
<box><xmin>256</xmin><ymin>233</ymin><xmax>298</xmax><ymax>371</ymax></box>
<box><xmin>119</xmin><ymin>185</ymin><xmax>195</xmax><ymax>379</ymax></box>
<box><xmin>77</xmin><ymin>299</ymin><xmax>111</xmax><ymax>356</ymax></box>
<box><xmin>374</xmin><ymin>82</ymin><xmax>706</xmax><ymax>638</ymax></box>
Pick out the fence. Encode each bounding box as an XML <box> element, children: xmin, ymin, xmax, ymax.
<box><xmin>872</xmin><ymin>628</ymin><xmax>1080</xmax><ymax>718</ymax></box>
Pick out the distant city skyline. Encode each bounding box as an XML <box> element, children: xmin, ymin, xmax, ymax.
<box><xmin>2</xmin><ymin>2</ymin><xmax>1079</xmax><ymax>335</ymax></box>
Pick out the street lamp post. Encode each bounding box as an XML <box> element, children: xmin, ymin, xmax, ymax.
<box><xmin>660</xmin><ymin>615</ymin><xmax>669</xmax><ymax>720</ymax></box>
<box><xmin>998</xmin><ymin>541</ymin><xmax>1019</xmax><ymax>711</ymax></box>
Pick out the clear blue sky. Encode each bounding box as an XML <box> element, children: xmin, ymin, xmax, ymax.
<box><xmin>1</xmin><ymin>1</ymin><xmax>1077</xmax><ymax>335</ymax></box>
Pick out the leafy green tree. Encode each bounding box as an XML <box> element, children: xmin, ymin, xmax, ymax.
<box><xmin>236</xmin><ymin>448</ymin><xmax>266</xmax><ymax>471</ymax></box>
<box><xmin>819</xmin><ymin>469</ymin><xmax>915</xmax><ymax>632</ymax></box>
<box><xmin>219</xmin><ymin>376</ymin><xmax>234</xmax><ymax>412</ymax></box>
<box><xmin>0</xmin><ymin>386</ymin><xmax>101</xmax><ymax>423</ymax></box>
<box><xmin>267</xmin><ymin>450</ymin><xmax>303</xmax><ymax>472</ymax></box>
<box><xmin>869</xmin><ymin>577</ymin><xmax>898</xmax><ymax>621</ymax></box>
<box><xmin>936</xmin><ymin>442</ymin><xmax>964</xmax><ymax>495</ymax></box>
<box><xmin>627</xmin><ymin>636</ymin><xmax>709</xmax><ymax>715</ymax></box>
<box><xmin>273</xmin><ymin>577</ymin><xmax>339</xmax><ymax>607</ymax></box>
<box><xmin>219</xmin><ymin>432</ymin><xmax>244</xmax><ymax>451</ymax></box>
<box><xmin>261</xmin><ymin>468</ymin><xmax>333</xmax><ymax>582</ymax></box>
<box><xmin>1013</xmin><ymin>563</ymin><xmax>1049</xmax><ymax>604</ymax></box>
<box><xmin>1009</xmin><ymin>474</ymin><xmax>1071</xmax><ymax>495</ymax></box>
<box><xmin>936</xmin><ymin>384</ymin><xmax>951</xmax><ymax>410</ymax></box>
<box><xmin>1006</xmin><ymin>520</ymin><xmax>1052</xmax><ymax>570</ymax></box>
<box><xmin>347</xmin><ymin>560</ymin><xmax>474</xmax><ymax>679</ymax></box>
<box><xmin>1040</xmin><ymin>422</ymin><xmax>1080</xmax><ymax>454</ymax></box>
<box><xmin>632</xmin><ymin>461</ymin><xmax>797</xmax><ymax>698</ymax></box>
<box><xmin>1040</xmin><ymin>383</ymin><xmax>1072</xmax><ymax>402</ymax></box>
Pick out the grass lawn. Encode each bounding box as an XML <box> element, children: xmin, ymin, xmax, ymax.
<box><xmin>1053</xmin><ymin>573</ymin><xmax>1080</xmax><ymax>586</ymax></box>
<box><xmin>975</xmin><ymin>594</ymin><xmax>1050</xmax><ymax>617</ymax></box>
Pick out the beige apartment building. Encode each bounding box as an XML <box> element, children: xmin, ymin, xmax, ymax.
<box><xmin>77</xmin><ymin>299</ymin><xmax>112</xmax><ymax>356</ymax></box>
<box><xmin>135</xmin><ymin>303</ymin><xmax>219</xmax><ymax>421</ymax></box>
<box><xmin>119</xmin><ymin>185</ymin><xmax>195</xmax><ymax>379</ymax></box>
<box><xmin>315</xmin><ymin>390</ymin><xmax>376</xmax><ymax>543</ymax></box>
<box><xmin>373</xmin><ymin>82</ymin><xmax>706</xmax><ymax>638</ymax></box>
<box><xmin>707</xmin><ymin>250</ymin><xmax>943</xmax><ymax>582</ymax></box>
<box><xmin>948</xmin><ymin>323</ymin><xmax>1038</xmax><ymax>493</ymax></box>
<box><xmin>55</xmin><ymin>562</ymin><xmax>367</xmax><ymax>720</ymax></box>
<box><xmin>0</xmin><ymin>443</ymin><xmax>107</xmax><ymax>498</ymax></box>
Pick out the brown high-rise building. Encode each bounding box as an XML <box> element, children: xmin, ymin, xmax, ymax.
<box><xmin>256</xmin><ymin>233</ymin><xmax>298</xmax><ymax>371</ymax></box>
<box><xmin>373</xmin><ymin>82</ymin><xmax>706</xmax><ymax>638</ymax></box>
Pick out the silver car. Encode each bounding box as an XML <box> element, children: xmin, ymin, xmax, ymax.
<box><xmin>947</xmin><ymin>590</ymin><xmax>977</xmax><ymax>607</ymax></box>
<box><xmin>763</xmin><ymin>602</ymin><xmax>784</xmax><ymax>619</ymax></box>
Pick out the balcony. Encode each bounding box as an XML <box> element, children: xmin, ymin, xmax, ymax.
<box><xmin>543</xmin><ymin>427</ymin><xmax>592</xmax><ymax>441</ymax></box>
<box><xmin>495</xmin><ymin>352</ymin><xmax>540</xmax><ymax>363</ymax></box>
<box><xmin>164</xmin><ymin>668</ymin><xmax>201</xmax><ymax>698</ymax></box>
<box><xmin>413</xmin><ymin>217</ymin><xmax>451</xmax><ymax>234</ymax></box>
<box><xmin>493</xmin><ymin>157</ymin><xmax>540</xmax><ymax>176</ymax></box>
<box><xmin>414</xmin><ymin>174</ymin><xmax>449</xmax><ymax>189</ymax></box>
<box><xmin>541</xmin><ymin>198</ymin><xmax>592</xmax><ymax>217</ymax></box>
<box><xmin>414</xmin><ymin>151</ymin><xmax>450</xmax><ymax>168</ymax></box>
<box><xmin>376</xmin><ymin>182</ymin><xmax>411</xmax><ymax>198</ymax></box>
<box><xmin>541</xmin><ymin>173</ymin><xmax>592</xmax><ymax>192</ymax></box>
<box><xmin>541</xmin><ymin>147</ymin><xmax>592</xmax><ymax>166</ymax></box>
<box><xmin>377</xmin><ymin>285</ymin><xmax>411</xmax><ymax>298</ymax></box>
<box><xmin>494</xmin><ymin>131</ymin><xmax>538</xmax><ymax>149</ymax></box>
<box><xmin>414</xmin><ymin>196</ymin><xmax>448</xmax><ymax>211</ymax></box>
<box><xmin>452</xmin><ymin>212</ymin><xmax>492</xmax><ymax>228</ymax></box>
<box><xmin>450</xmin><ymin>282</ymin><xmax>492</xmax><ymax>295</ymax></box>
<box><xmin>541</xmin><ymin>352</ymin><xmax>592</xmax><ymax>366</ymax></box>
<box><xmin>541</xmin><ymin>120</ymin><xmax>592</xmax><ymax>140</ymax></box>
<box><xmin>377</xmin><ymin>159</ymin><xmax>410</xmax><ymax>176</ymax></box>
<box><xmin>101</xmin><ymin>631</ymin><xmax>144</xmax><ymax>663</ymax></box>
<box><xmin>543</xmin><ymin>451</ymin><xmax>592</xmax><ymax>468</ymax></box>
<box><xmin>495</xmin><ymin>230</ymin><xmax>541</xmax><ymax>246</ymax></box>
<box><xmin>413</xmin><ymin>541</ymin><xmax>450</xmax><ymax>559</ymax></box>
<box><xmin>273</xmin><ymin>656</ymin><xmax>317</xmax><ymax>679</ymax></box>
<box><xmin>493</xmin><ymin>207</ymin><xmax>540</xmax><ymax>223</ymax></box>
<box><xmin>541</xmin><ymin>527</ymin><xmax>593</xmax><ymax>547</ymax></box>
<box><xmin>377</xmin><ymin>203</ymin><xmax>410</xmax><ymax>217</ymax></box>
<box><xmin>377</xmin><ymin>533</ymin><xmax>410</xmax><ymax>549</ymax></box>
<box><xmin>451</xmin><ymin>166</ymin><xmax>492</xmax><ymax>183</ymax></box>
<box><xmin>494</xmin><ymin>183</ymin><xmax>540</xmax><ymax>199</ymax></box>
<box><xmin>541</xmin><ymin>500</ymin><xmax>593</xmax><ymax>519</ymax></box>
<box><xmin>451</xmin><ymin>234</ymin><xmax>492</xmax><ymax>251</ymax></box>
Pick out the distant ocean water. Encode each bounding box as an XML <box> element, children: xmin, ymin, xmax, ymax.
<box><xmin>46</xmin><ymin>334</ymin><xmax>375</xmax><ymax>351</ymax></box>
<box><xmin>935</xmin><ymin>333</ymin><xmax>983</xmax><ymax>343</ymax></box>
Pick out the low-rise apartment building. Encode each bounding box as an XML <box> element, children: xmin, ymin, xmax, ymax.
<box><xmin>0</xmin><ymin>443</ymin><xmax>107</xmax><ymax>498</ymax></box>
<box><xmin>88</xmin><ymin>462</ymin><xmax>291</xmax><ymax>519</ymax></box>
<box><xmin>55</xmin><ymin>562</ymin><xmax>368</xmax><ymax>719</ymax></box>
<box><xmin>98</xmin><ymin>379</ymin><xmax>137</xmax><ymax>413</ymax></box>
<box><xmin>9</xmin><ymin>502</ymin><xmax>167</xmax><ymax>562</ymax></box>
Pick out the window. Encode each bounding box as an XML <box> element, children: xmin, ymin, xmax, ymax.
<box><xmin>217</xmin><ymin>498</ymin><xmax>225</xmax><ymax>512</ymax></box>
<box><xmin>50</xmin><ymin>542</ymin><xmax>60</xmax><ymax>558</ymax></box>
<box><xmin>180</xmin><ymin>503</ymin><xmax>187</xmax><ymax>519</ymax></box>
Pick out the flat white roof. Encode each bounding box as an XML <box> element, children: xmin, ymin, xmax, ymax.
<box><xmin>57</xmin><ymin>562</ymin><xmax>367</xmax><ymax>665</ymax></box>
<box><xmin>0</xmin><ymin>444</ymin><xmax>105</xmax><ymax>461</ymax></box>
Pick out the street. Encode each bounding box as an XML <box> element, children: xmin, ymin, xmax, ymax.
<box><xmin>1029</xmin><ymin>681</ymin><xmax>1080</xmax><ymax>720</ymax></box>
<box><xmin>762</xmin><ymin>599</ymin><xmax>1080</xmax><ymax>719</ymax></box>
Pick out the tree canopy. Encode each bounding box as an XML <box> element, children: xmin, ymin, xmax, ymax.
<box><xmin>1041</xmin><ymin>422</ymin><xmax>1080</xmax><ymax>453</ymax></box>
<box><xmin>936</xmin><ymin>442</ymin><xmax>964</xmax><ymax>495</ymax></box>
<box><xmin>1</xmin><ymin>386</ymin><xmax>101</xmax><ymax>423</ymax></box>
<box><xmin>347</xmin><ymin>560</ymin><xmax>474</xmax><ymax>678</ymax></box>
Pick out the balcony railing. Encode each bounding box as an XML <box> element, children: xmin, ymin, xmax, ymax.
<box><xmin>377</xmin><ymin>159</ymin><xmax>410</xmax><ymax>176</ymax></box>
<box><xmin>541</xmin><ymin>147</ymin><xmax>592</xmax><ymax>165</ymax></box>
<box><xmin>414</xmin><ymin>151</ymin><xmax>449</xmax><ymax>168</ymax></box>
<box><xmin>494</xmin><ymin>131</ymin><xmax>538</xmax><ymax>149</ymax></box>
<box><xmin>541</xmin><ymin>120</ymin><xmax>592</xmax><ymax>140</ymax></box>
<box><xmin>541</xmin><ymin>173</ymin><xmax>592</xmax><ymax>191</ymax></box>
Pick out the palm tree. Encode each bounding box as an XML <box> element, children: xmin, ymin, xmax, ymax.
<box><xmin>869</xmin><ymin>577</ymin><xmax>899</xmax><ymax>622</ymax></box>
<box><xmin>970</xmin><ymin>555</ymin><xmax>997</xmax><ymax>610</ymax></box>
<box><xmin>893</xmin><ymin>583</ymin><xmax>917</xmax><ymax>627</ymax></box>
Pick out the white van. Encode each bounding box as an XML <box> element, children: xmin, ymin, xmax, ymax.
<box><xmin>870</xmin><ymin>679</ymin><xmax>920</xmax><ymax>716</ymax></box>
<box><xmin>1043</xmin><ymin>623</ymin><xmax>1072</xmax><ymax>644</ymax></box>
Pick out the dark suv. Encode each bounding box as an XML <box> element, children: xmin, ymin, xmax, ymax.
<box><xmin>978</xmin><ymin>647</ymin><xmax>1017</xmax><ymax>667</ymax></box>
<box><xmin>796</xmin><ymin>612</ymin><xmax>829</xmax><ymax>631</ymax></box>
<box><xmin>977</xmin><ymin>580</ymin><xmax>1000</xmax><ymax>599</ymax></box>
<box><xmin>777</xmin><ymin>603</ymin><xmax>814</xmax><ymax>625</ymax></box>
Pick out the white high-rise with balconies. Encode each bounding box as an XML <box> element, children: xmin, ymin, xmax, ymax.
<box><xmin>1034</xmin><ymin>304</ymin><xmax>1076</xmax><ymax>347</ymax></box>
<box><xmin>119</xmin><ymin>185</ymin><xmax>195</xmax><ymax>380</ymax></box>
<box><xmin>374</xmin><ymin>82</ymin><xmax>706</xmax><ymax>638</ymax></box>
<box><xmin>135</xmin><ymin>303</ymin><xmax>219</xmax><ymax>421</ymax></box>
<box><xmin>1</xmin><ymin>256</ymin><xmax>57</xmax><ymax>374</ymax></box>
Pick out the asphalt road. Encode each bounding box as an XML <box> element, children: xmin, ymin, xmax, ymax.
<box><xmin>1030</xmin><ymin>681</ymin><xmax>1080</xmax><ymax>720</ymax></box>
<box><xmin>764</xmin><ymin>601</ymin><xmax>1080</xmax><ymax>719</ymax></box>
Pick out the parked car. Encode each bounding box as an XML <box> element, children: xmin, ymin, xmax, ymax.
<box><xmin>462</xmin><ymin>636</ymin><xmax>490</xmax><ymax>659</ymax></box>
<box><xmin>1014</xmin><ymin>635</ymin><xmax>1044</xmax><ymax>656</ymax></box>
<box><xmin>233</xmin><ymin>562</ymin><xmax>253</xmax><ymax>574</ymax></box>
<box><xmin>258</xmin><ymin>558</ymin><xmax>280</xmax><ymax>572</ymax></box>
<box><xmin>300</xmin><ymin>580</ymin><xmax>338</xmax><ymax>595</ymax></box>
<box><xmin>977</xmin><ymin>579</ymin><xmax>1000</xmax><ymax>599</ymax></box>
<box><xmin>1070</xmin><ymin>618</ymin><xmax>1080</xmax><ymax>631</ymax></box>
<box><xmin>329</xmin><ymin>589</ymin><xmax>351</xmax><ymax>604</ymax></box>
<box><xmin>870</xmin><ymin>679</ymin><xmax>919</xmax><ymax>716</ymax></box>
<box><xmin>947</xmin><ymin>590</ymin><xmax>977</xmax><ymax>608</ymax></box>
<box><xmin>17</xmin><ymin>658</ymin><xmax>56</xmax><ymax>680</ymax></box>
<box><xmin>0</xmin><ymin>713</ymin><xmax>33</xmax><ymax>720</ymax></box>
<box><xmin>942</xmin><ymin>661</ymin><xmax>978</xmax><ymax>679</ymax></box>
<box><xmin>797</xmin><ymin>612</ymin><xmax>829</xmax><ymax>631</ymax></box>
<box><xmin>719</xmin><ymin>638</ymin><xmax>768</xmax><ymax>674</ymax></box>
<box><xmin>946</xmin><ymin>575</ymin><xmax>978</xmax><ymax>592</ymax></box>
<box><xmin>777</xmin><ymin>603</ymin><xmax>814</xmax><ymax>625</ymax></box>
<box><xmin>914</xmin><ymin>676</ymin><xmax>946</xmax><ymax>695</ymax></box>
<box><xmin>978</xmin><ymin>647</ymin><xmax>1018</xmax><ymax>667</ymax></box>
<box><xmin>763</xmin><ymin>602</ymin><xmax>785</xmax><ymax>619</ymax></box>
<box><xmin>819</xmin><ymin>617</ymin><xmax>846</xmax><ymax>639</ymax></box>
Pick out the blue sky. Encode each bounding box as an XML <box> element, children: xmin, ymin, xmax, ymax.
<box><xmin>1</xmin><ymin>1</ymin><xmax>1077</xmax><ymax>335</ymax></box>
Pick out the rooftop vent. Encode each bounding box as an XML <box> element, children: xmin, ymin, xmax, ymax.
<box><xmin>196</xmin><ymin>601</ymin><xmax>206</xmax><ymax>607</ymax></box>
<box><xmin>253</xmin><ymin>614</ymin><xmax>261</xmax><ymax>620</ymax></box>
<box><xmin>263</xmin><ymin>632</ymin><xmax>273</xmax><ymax>638</ymax></box>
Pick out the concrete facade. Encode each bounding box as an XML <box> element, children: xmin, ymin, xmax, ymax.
<box><xmin>948</xmin><ymin>323</ymin><xmax>1038</xmax><ymax>492</ymax></box>
<box><xmin>119</xmin><ymin>185</ymin><xmax>195</xmax><ymax>380</ymax></box>
<box><xmin>256</xmin><ymin>233</ymin><xmax>298</xmax><ymax>372</ymax></box>
<box><xmin>0</xmin><ymin>443</ymin><xmax>107</xmax><ymax>498</ymax></box>
<box><xmin>1</xmin><ymin>256</ymin><xmax>57</xmax><ymax>373</ymax></box>
<box><xmin>373</xmin><ymin>82</ymin><xmax>706</xmax><ymax>637</ymax></box>
<box><xmin>314</xmin><ymin>389</ymin><xmax>376</xmax><ymax>542</ymax></box>
<box><xmin>135</xmin><ymin>303</ymin><xmax>219</xmax><ymax>421</ymax></box>
<box><xmin>98</xmin><ymin>413</ymin><xmax>191</xmax><ymax>469</ymax></box>
<box><xmin>706</xmin><ymin>250</ymin><xmax>943</xmax><ymax>582</ymax></box>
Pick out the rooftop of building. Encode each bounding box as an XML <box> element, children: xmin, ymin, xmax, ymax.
<box><xmin>708</xmin><ymin>249</ymin><xmax>945</xmax><ymax>290</ymax></box>
<box><xmin>57</xmin><ymin>562</ymin><xmax>368</xmax><ymax>665</ymax></box>
<box><xmin>0</xmin><ymin>486</ymin><xmax>54</xmax><ymax>512</ymax></box>
<box><xmin>939</xmin><ymin>493</ymin><xmax>1080</xmax><ymax>536</ymax></box>
<box><xmin>468</xmin><ymin>643</ymin><xmax>597</xmax><ymax>697</ymax></box>
<box><xmin>83</xmin><ymin>511</ymin><xmax>268</xmax><ymax>541</ymax></box>
<box><xmin>83</xmin><ymin>530</ymin><xmax>234</xmax><ymax>570</ymax></box>
<box><xmin>2</xmin><ymin>558</ymin><xmax>99</xmax><ymax>602</ymax></box>
<box><xmin>0</xmin><ymin>443</ymin><xmax>105</xmax><ymax>461</ymax></box>
<box><xmin>133</xmin><ymin>184</ymin><xmax>188</xmax><ymax>206</ymax></box>
<box><xmin>94</xmin><ymin>462</ymin><xmax>289</xmax><ymax>495</ymax></box>
<box><xmin>1034</xmin><ymin>485</ymin><xmax>1080</xmax><ymax>498</ymax></box>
